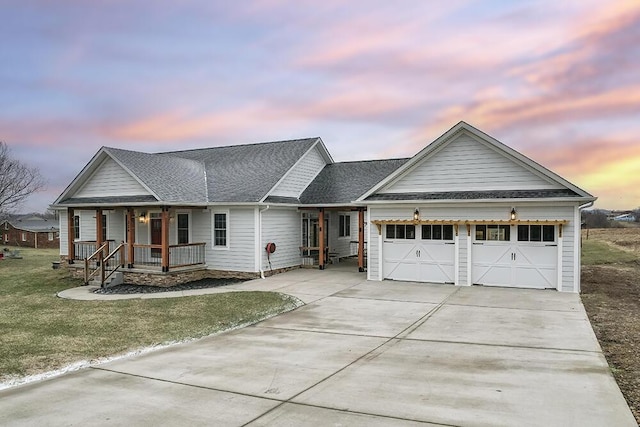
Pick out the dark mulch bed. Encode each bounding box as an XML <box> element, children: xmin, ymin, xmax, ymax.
<box><xmin>93</xmin><ymin>278</ymin><xmax>246</xmax><ymax>295</ymax></box>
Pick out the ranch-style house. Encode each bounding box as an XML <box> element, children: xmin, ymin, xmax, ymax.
<box><xmin>52</xmin><ymin>121</ymin><xmax>595</xmax><ymax>292</ymax></box>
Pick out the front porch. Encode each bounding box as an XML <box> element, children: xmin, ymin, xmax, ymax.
<box><xmin>299</xmin><ymin>207</ymin><xmax>367</xmax><ymax>272</ymax></box>
<box><xmin>65</xmin><ymin>206</ymin><xmax>208</xmax><ymax>286</ymax></box>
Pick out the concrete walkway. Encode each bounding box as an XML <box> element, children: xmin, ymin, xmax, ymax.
<box><xmin>2</xmin><ymin>268</ymin><xmax>636</xmax><ymax>426</ymax></box>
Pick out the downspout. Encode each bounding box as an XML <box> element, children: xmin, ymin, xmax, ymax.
<box><xmin>258</xmin><ymin>205</ymin><xmax>270</xmax><ymax>279</ymax></box>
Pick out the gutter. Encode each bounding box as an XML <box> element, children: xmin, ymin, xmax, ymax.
<box><xmin>578</xmin><ymin>201</ymin><xmax>595</xmax><ymax>210</ymax></box>
<box><xmin>258</xmin><ymin>205</ymin><xmax>270</xmax><ymax>279</ymax></box>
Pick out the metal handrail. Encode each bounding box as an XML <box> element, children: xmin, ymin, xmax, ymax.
<box><xmin>100</xmin><ymin>243</ymin><xmax>126</xmax><ymax>286</ymax></box>
<box><xmin>84</xmin><ymin>242</ymin><xmax>125</xmax><ymax>287</ymax></box>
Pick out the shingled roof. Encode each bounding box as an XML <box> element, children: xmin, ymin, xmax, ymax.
<box><xmin>2</xmin><ymin>217</ymin><xmax>59</xmax><ymax>232</ymax></box>
<box><xmin>299</xmin><ymin>158</ymin><xmax>410</xmax><ymax>205</ymax></box>
<box><xmin>169</xmin><ymin>138</ymin><xmax>320</xmax><ymax>202</ymax></box>
<box><xmin>106</xmin><ymin>147</ymin><xmax>207</xmax><ymax>203</ymax></box>
<box><xmin>57</xmin><ymin>138</ymin><xmax>322</xmax><ymax>205</ymax></box>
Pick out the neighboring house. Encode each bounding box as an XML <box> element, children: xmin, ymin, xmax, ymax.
<box><xmin>52</xmin><ymin>121</ymin><xmax>596</xmax><ymax>292</ymax></box>
<box><xmin>612</xmin><ymin>212</ymin><xmax>636</xmax><ymax>222</ymax></box>
<box><xmin>1</xmin><ymin>216</ymin><xmax>60</xmax><ymax>249</ymax></box>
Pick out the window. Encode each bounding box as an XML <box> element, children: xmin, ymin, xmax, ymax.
<box><xmin>73</xmin><ymin>215</ymin><xmax>80</xmax><ymax>240</ymax></box>
<box><xmin>101</xmin><ymin>214</ymin><xmax>107</xmax><ymax>242</ymax></box>
<box><xmin>3</xmin><ymin>222</ymin><xmax>7</xmax><ymax>230</ymax></box>
<box><xmin>518</xmin><ymin>225</ymin><xmax>555</xmax><ymax>242</ymax></box>
<box><xmin>476</xmin><ymin>224</ymin><xmax>510</xmax><ymax>241</ymax></box>
<box><xmin>339</xmin><ymin>214</ymin><xmax>351</xmax><ymax>237</ymax></box>
<box><xmin>386</xmin><ymin>224</ymin><xmax>415</xmax><ymax>239</ymax></box>
<box><xmin>48</xmin><ymin>232</ymin><xmax>54</xmax><ymax>241</ymax></box>
<box><xmin>213</xmin><ymin>212</ymin><xmax>228</xmax><ymax>247</ymax></box>
<box><xmin>422</xmin><ymin>224</ymin><xmax>454</xmax><ymax>241</ymax></box>
<box><xmin>21</xmin><ymin>232</ymin><xmax>27</xmax><ymax>242</ymax></box>
<box><xmin>177</xmin><ymin>213</ymin><xmax>189</xmax><ymax>244</ymax></box>
<box><xmin>4</xmin><ymin>234</ymin><xmax>8</xmax><ymax>242</ymax></box>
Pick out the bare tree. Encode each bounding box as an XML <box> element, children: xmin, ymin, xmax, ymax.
<box><xmin>581</xmin><ymin>209</ymin><xmax>610</xmax><ymax>228</ymax></box>
<box><xmin>0</xmin><ymin>142</ymin><xmax>46</xmax><ymax>215</ymax></box>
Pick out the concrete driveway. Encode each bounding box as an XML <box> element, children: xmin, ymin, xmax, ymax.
<box><xmin>0</xmin><ymin>267</ymin><xmax>636</xmax><ymax>426</ymax></box>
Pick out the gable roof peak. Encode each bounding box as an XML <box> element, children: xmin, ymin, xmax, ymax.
<box><xmin>357</xmin><ymin>121</ymin><xmax>595</xmax><ymax>201</ymax></box>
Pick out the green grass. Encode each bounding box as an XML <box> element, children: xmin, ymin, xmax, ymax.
<box><xmin>0</xmin><ymin>246</ymin><xmax>300</xmax><ymax>382</ymax></box>
<box><xmin>582</xmin><ymin>239</ymin><xmax>639</xmax><ymax>265</ymax></box>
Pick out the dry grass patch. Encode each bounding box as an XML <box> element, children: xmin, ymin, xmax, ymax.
<box><xmin>0</xmin><ymin>246</ymin><xmax>300</xmax><ymax>384</ymax></box>
<box><xmin>581</xmin><ymin>230</ymin><xmax>640</xmax><ymax>423</ymax></box>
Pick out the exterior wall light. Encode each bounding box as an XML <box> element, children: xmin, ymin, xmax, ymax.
<box><xmin>414</xmin><ymin>208</ymin><xmax>420</xmax><ymax>221</ymax></box>
<box><xmin>510</xmin><ymin>208</ymin><xmax>517</xmax><ymax>221</ymax></box>
<box><xmin>139</xmin><ymin>212</ymin><xmax>147</xmax><ymax>223</ymax></box>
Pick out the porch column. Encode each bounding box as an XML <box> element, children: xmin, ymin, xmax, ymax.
<box><xmin>161</xmin><ymin>207</ymin><xmax>170</xmax><ymax>272</ymax></box>
<box><xmin>67</xmin><ymin>208</ymin><xmax>75</xmax><ymax>264</ymax></box>
<box><xmin>96</xmin><ymin>208</ymin><xmax>104</xmax><ymax>264</ymax></box>
<box><xmin>96</xmin><ymin>208</ymin><xmax>103</xmax><ymax>248</ymax></box>
<box><xmin>318</xmin><ymin>208</ymin><xmax>325</xmax><ymax>270</ymax></box>
<box><xmin>127</xmin><ymin>208</ymin><xmax>135</xmax><ymax>268</ymax></box>
<box><xmin>358</xmin><ymin>208</ymin><xmax>365</xmax><ymax>272</ymax></box>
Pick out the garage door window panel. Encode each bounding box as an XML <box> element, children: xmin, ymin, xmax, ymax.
<box><xmin>386</xmin><ymin>224</ymin><xmax>415</xmax><ymax>240</ymax></box>
<box><xmin>476</xmin><ymin>225</ymin><xmax>510</xmax><ymax>241</ymax></box>
<box><xmin>421</xmin><ymin>224</ymin><xmax>453</xmax><ymax>241</ymax></box>
<box><xmin>518</xmin><ymin>225</ymin><xmax>555</xmax><ymax>243</ymax></box>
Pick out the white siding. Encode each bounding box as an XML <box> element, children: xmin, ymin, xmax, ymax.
<box><xmin>328</xmin><ymin>211</ymin><xmax>358</xmax><ymax>258</ymax></box>
<box><xmin>381</xmin><ymin>133</ymin><xmax>562</xmax><ymax>194</ymax></box>
<box><xmin>270</xmin><ymin>146</ymin><xmax>326</xmax><ymax>198</ymax></box>
<box><xmin>261</xmin><ymin>208</ymin><xmax>301</xmax><ymax>271</ymax></box>
<box><xmin>106</xmin><ymin>210</ymin><xmax>125</xmax><ymax>243</ymax></box>
<box><xmin>203</xmin><ymin>208</ymin><xmax>256</xmax><ymax>272</ymax></box>
<box><xmin>367</xmin><ymin>203</ymin><xmax>578</xmax><ymax>292</ymax></box>
<box><xmin>59</xmin><ymin>210</ymin><xmax>68</xmax><ymax>256</ymax></box>
<box><xmin>75</xmin><ymin>157</ymin><xmax>150</xmax><ymax>198</ymax></box>
<box><xmin>78</xmin><ymin>210</ymin><xmax>96</xmax><ymax>241</ymax></box>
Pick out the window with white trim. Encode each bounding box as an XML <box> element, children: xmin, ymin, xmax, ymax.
<box><xmin>48</xmin><ymin>232</ymin><xmax>54</xmax><ymax>241</ymax></box>
<box><xmin>3</xmin><ymin>222</ymin><xmax>7</xmax><ymax>230</ymax></box>
<box><xmin>21</xmin><ymin>232</ymin><xmax>27</xmax><ymax>242</ymax></box>
<box><xmin>386</xmin><ymin>224</ymin><xmax>416</xmax><ymax>240</ymax></box>
<box><xmin>101</xmin><ymin>214</ymin><xmax>107</xmax><ymax>242</ymax></box>
<box><xmin>422</xmin><ymin>224</ymin><xmax>454</xmax><ymax>241</ymax></box>
<box><xmin>73</xmin><ymin>215</ymin><xmax>80</xmax><ymax>240</ymax></box>
<box><xmin>213</xmin><ymin>212</ymin><xmax>228</xmax><ymax>247</ymax></box>
<box><xmin>338</xmin><ymin>214</ymin><xmax>351</xmax><ymax>238</ymax></box>
<box><xmin>4</xmin><ymin>234</ymin><xmax>8</xmax><ymax>242</ymax></box>
<box><xmin>177</xmin><ymin>213</ymin><xmax>189</xmax><ymax>244</ymax></box>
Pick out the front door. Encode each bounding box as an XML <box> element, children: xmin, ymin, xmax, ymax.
<box><xmin>150</xmin><ymin>217</ymin><xmax>162</xmax><ymax>258</ymax></box>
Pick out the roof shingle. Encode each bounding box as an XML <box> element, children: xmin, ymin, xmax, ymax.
<box><xmin>300</xmin><ymin>158</ymin><xmax>409</xmax><ymax>204</ymax></box>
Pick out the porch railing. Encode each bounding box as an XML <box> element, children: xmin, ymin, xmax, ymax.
<box><xmin>132</xmin><ymin>243</ymin><xmax>206</xmax><ymax>269</ymax></box>
<box><xmin>169</xmin><ymin>243</ymin><xmax>206</xmax><ymax>268</ymax></box>
<box><xmin>74</xmin><ymin>240</ymin><xmax>118</xmax><ymax>262</ymax></box>
<box><xmin>133</xmin><ymin>244</ymin><xmax>163</xmax><ymax>267</ymax></box>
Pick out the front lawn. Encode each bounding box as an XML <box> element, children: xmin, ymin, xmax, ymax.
<box><xmin>0</xmin><ymin>246</ymin><xmax>300</xmax><ymax>384</ymax></box>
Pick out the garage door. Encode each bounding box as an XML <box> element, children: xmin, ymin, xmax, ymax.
<box><xmin>472</xmin><ymin>224</ymin><xmax>557</xmax><ymax>289</ymax></box>
<box><xmin>383</xmin><ymin>224</ymin><xmax>455</xmax><ymax>283</ymax></box>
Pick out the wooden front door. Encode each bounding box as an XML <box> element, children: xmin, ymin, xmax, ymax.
<box><xmin>151</xmin><ymin>217</ymin><xmax>162</xmax><ymax>258</ymax></box>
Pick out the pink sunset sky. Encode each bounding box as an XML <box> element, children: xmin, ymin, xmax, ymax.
<box><xmin>2</xmin><ymin>0</ymin><xmax>639</xmax><ymax>212</ymax></box>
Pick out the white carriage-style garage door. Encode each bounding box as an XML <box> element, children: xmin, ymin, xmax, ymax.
<box><xmin>471</xmin><ymin>224</ymin><xmax>558</xmax><ymax>289</ymax></box>
<box><xmin>383</xmin><ymin>224</ymin><xmax>455</xmax><ymax>283</ymax></box>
